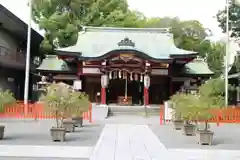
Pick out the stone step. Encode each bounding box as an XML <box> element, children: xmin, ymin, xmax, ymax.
<box><xmin>108</xmin><ymin>106</ymin><xmax>160</xmax><ymax>116</ymax></box>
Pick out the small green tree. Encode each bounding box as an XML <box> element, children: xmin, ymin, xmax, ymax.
<box><xmin>67</xmin><ymin>91</ymin><xmax>90</xmax><ymax>118</ymax></box>
<box><xmin>198</xmin><ymin>79</ymin><xmax>225</xmax><ymax>131</ymax></box>
<box><xmin>174</xmin><ymin>94</ymin><xmax>200</xmax><ymax>124</ymax></box>
<box><xmin>170</xmin><ymin>93</ymin><xmax>185</xmax><ymax>120</ymax></box>
<box><xmin>40</xmin><ymin>83</ymin><xmax>70</xmax><ymax>128</ymax></box>
<box><xmin>40</xmin><ymin>82</ymin><xmax>90</xmax><ymax>128</ymax></box>
<box><xmin>171</xmin><ymin>93</ymin><xmax>199</xmax><ymax>123</ymax></box>
<box><xmin>0</xmin><ymin>90</ymin><xmax>16</xmax><ymax>113</ymax></box>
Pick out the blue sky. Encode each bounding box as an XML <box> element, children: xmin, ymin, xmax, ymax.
<box><xmin>0</xmin><ymin>0</ymin><xmax>226</xmax><ymax>40</ymax></box>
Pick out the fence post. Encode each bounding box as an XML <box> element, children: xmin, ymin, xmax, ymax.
<box><xmin>217</xmin><ymin>111</ymin><xmax>221</xmax><ymax>126</ymax></box>
<box><xmin>24</xmin><ymin>102</ymin><xmax>28</xmax><ymax>118</ymax></box>
<box><xmin>160</xmin><ymin>104</ymin><xmax>164</xmax><ymax>125</ymax></box>
<box><xmin>89</xmin><ymin>103</ymin><xmax>92</xmax><ymax>123</ymax></box>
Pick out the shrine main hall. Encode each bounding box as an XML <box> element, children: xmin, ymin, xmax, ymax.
<box><xmin>37</xmin><ymin>27</ymin><xmax>213</xmax><ymax>106</ymax></box>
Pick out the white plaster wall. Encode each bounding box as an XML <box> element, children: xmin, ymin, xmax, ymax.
<box><xmin>0</xmin><ymin>30</ymin><xmax>19</xmax><ymax>51</ymax></box>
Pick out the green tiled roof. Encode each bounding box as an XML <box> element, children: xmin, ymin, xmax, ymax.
<box><xmin>55</xmin><ymin>27</ymin><xmax>197</xmax><ymax>59</ymax></box>
<box><xmin>184</xmin><ymin>58</ymin><xmax>213</xmax><ymax>75</ymax></box>
<box><xmin>36</xmin><ymin>55</ymin><xmax>70</xmax><ymax>71</ymax></box>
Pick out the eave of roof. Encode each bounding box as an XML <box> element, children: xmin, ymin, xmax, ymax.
<box><xmin>183</xmin><ymin>58</ymin><xmax>214</xmax><ymax>75</ymax></box>
<box><xmin>55</xmin><ymin>26</ymin><xmax>197</xmax><ymax>60</ymax></box>
<box><xmin>36</xmin><ymin>55</ymin><xmax>71</xmax><ymax>72</ymax></box>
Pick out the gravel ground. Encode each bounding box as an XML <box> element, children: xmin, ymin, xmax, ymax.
<box><xmin>0</xmin><ymin>119</ymin><xmax>103</xmax><ymax>146</ymax></box>
<box><xmin>150</xmin><ymin>122</ymin><xmax>240</xmax><ymax>150</ymax></box>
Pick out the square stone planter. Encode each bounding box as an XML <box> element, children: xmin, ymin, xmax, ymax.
<box><xmin>183</xmin><ymin>124</ymin><xmax>196</xmax><ymax>136</ymax></box>
<box><xmin>0</xmin><ymin>125</ymin><xmax>5</xmax><ymax>140</ymax></box>
<box><xmin>72</xmin><ymin>117</ymin><xmax>83</xmax><ymax>127</ymax></box>
<box><xmin>62</xmin><ymin>120</ymin><xmax>76</xmax><ymax>132</ymax></box>
<box><xmin>198</xmin><ymin>130</ymin><xmax>214</xmax><ymax>145</ymax></box>
<box><xmin>173</xmin><ymin>120</ymin><xmax>184</xmax><ymax>130</ymax></box>
<box><xmin>50</xmin><ymin>127</ymin><xmax>66</xmax><ymax>142</ymax></box>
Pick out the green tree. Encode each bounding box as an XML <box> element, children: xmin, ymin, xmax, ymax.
<box><xmin>206</xmin><ymin>42</ymin><xmax>225</xmax><ymax>77</ymax></box>
<box><xmin>216</xmin><ymin>0</ymin><xmax>240</xmax><ymax>38</ymax></box>
<box><xmin>32</xmin><ymin>0</ymin><xmax>145</xmax><ymax>51</ymax></box>
<box><xmin>216</xmin><ymin>1</ymin><xmax>240</xmax><ymax>74</ymax></box>
<box><xmin>145</xmin><ymin>17</ymin><xmax>210</xmax><ymax>57</ymax></box>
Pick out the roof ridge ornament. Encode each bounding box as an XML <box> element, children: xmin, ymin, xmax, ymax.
<box><xmin>118</xmin><ymin>37</ymin><xmax>135</xmax><ymax>47</ymax></box>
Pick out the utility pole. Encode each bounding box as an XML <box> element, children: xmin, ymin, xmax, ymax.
<box><xmin>225</xmin><ymin>0</ymin><xmax>230</xmax><ymax>107</ymax></box>
<box><xmin>24</xmin><ymin>0</ymin><xmax>32</xmax><ymax>115</ymax></box>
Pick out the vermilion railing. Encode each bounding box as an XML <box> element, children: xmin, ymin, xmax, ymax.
<box><xmin>159</xmin><ymin>104</ymin><xmax>240</xmax><ymax>126</ymax></box>
<box><xmin>0</xmin><ymin>101</ymin><xmax>92</xmax><ymax>123</ymax></box>
<box><xmin>208</xmin><ymin>107</ymin><xmax>240</xmax><ymax>125</ymax></box>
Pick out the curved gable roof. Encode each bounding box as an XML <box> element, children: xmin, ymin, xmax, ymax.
<box><xmin>56</xmin><ymin>27</ymin><xmax>197</xmax><ymax>60</ymax></box>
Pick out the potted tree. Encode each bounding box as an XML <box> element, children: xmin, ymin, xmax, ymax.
<box><xmin>63</xmin><ymin>91</ymin><xmax>90</xmax><ymax>131</ymax></box>
<box><xmin>180</xmin><ymin>94</ymin><xmax>199</xmax><ymax>136</ymax></box>
<box><xmin>71</xmin><ymin>92</ymin><xmax>90</xmax><ymax>128</ymax></box>
<box><xmin>40</xmin><ymin>83</ymin><xmax>73</xmax><ymax>141</ymax></box>
<box><xmin>170</xmin><ymin>93</ymin><xmax>185</xmax><ymax>130</ymax></box>
<box><xmin>0</xmin><ymin>90</ymin><xmax>16</xmax><ymax>139</ymax></box>
<box><xmin>196</xmin><ymin>78</ymin><xmax>224</xmax><ymax>145</ymax></box>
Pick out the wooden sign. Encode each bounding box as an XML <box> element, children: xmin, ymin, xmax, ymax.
<box><xmin>82</xmin><ymin>68</ymin><xmax>101</xmax><ymax>74</ymax></box>
<box><xmin>120</xmin><ymin>53</ymin><xmax>133</xmax><ymax>62</ymax></box>
<box><xmin>151</xmin><ymin>69</ymin><xmax>168</xmax><ymax>75</ymax></box>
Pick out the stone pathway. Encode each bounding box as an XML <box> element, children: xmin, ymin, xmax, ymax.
<box><xmin>89</xmin><ymin>124</ymin><xmax>175</xmax><ymax>160</ymax></box>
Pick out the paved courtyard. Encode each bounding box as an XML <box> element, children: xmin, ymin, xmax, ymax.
<box><xmin>0</xmin><ymin>119</ymin><xmax>103</xmax><ymax>159</ymax></box>
<box><xmin>0</xmin><ymin>119</ymin><xmax>103</xmax><ymax>146</ymax></box>
<box><xmin>1</xmin><ymin>116</ymin><xmax>240</xmax><ymax>159</ymax></box>
<box><xmin>150</xmin><ymin>122</ymin><xmax>240</xmax><ymax>150</ymax></box>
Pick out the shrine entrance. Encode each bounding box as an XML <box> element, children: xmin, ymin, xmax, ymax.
<box><xmin>107</xmin><ymin>79</ymin><xmax>144</xmax><ymax>105</ymax></box>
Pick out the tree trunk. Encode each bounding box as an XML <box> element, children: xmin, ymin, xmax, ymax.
<box><xmin>204</xmin><ymin>121</ymin><xmax>208</xmax><ymax>131</ymax></box>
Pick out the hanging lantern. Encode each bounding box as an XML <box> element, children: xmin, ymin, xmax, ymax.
<box><xmin>101</xmin><ymin>74</ymin><xmax>109</xmax><ymax>88</ymax></box>
<box><xmin>140</xmin><ymin>74</ymin><xmax>143</xmax><ymax>82</ymax></box>
<box><xmin>124</xmin><ymin>71</ymin><xmax>128</xmax><ymax>79</ymax></box>
<box><xmin>119</xmin><ymin>70</ymin><xmax>122</xmax><ymax>79</ymax></box>
<box><xmin>115</xmin><ymin>71</ymin><xmax>118</xmax><ymax>79</ymax></box>
<box><xmin>109</xmin><ymin>71</ymin><xmax>112</xmax><ymax>80</ymax></box>
<box><xmin>130</xmin><ymin>72</ymin><xmax>133</xmax><ymax>81</ymax></box>
<box><xmin>134</xmin><ymin>73</ymin><xmax>138</xmax><ymax>81</ymax></box>
<box><xmin>144</xmin><ymin>75</ymin><xmax>150</xmax><ymax>89</ymax></box>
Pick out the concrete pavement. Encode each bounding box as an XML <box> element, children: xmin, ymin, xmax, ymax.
<box><xmin>90</xmin><ymin>124</ymin><xmax>176</xmax><ymax>160</ymax></box>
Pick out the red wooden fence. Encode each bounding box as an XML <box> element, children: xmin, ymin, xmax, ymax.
<box><xmin>0</xmin><ymin>101</ymin><xmax>92</xmax><ymax>123</ymax></box>
<box><xmin>159</xmin><ymin>105</ymin><xmax>240</xmax><ymax>125</ymax></box>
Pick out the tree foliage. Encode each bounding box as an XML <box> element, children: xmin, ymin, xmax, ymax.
<box><xmin>206</xmin><ymin>42</ymin><xmax>225</xmax><ymax>77</ymax></box>
<box><xmin>40</xmin><ymin>82</ymin><xmax>90</xmax><ymax>127</ymax></box>
<box><xmin>216</xmin><ymin>0</ymin><xmax>240</xmax><ymax>37</ymax></box>
<box><xmin>144</xmin><ymin>17</ymin><xmax>213</xmax><ymax>58</ymax></box>
<box><xmin>216</xmin><ymin>0</ymin><xmax>240</xmax><ymax>74</ymax></box>
<box><xmin>32</xmin><ymin>0</ymin><xmax>146</xmax><ymax>50</ymax></box>
<box><xmin>0</xmin><ymin>90</ymin><xmax>16</xmax><ymax>113</ymax></box>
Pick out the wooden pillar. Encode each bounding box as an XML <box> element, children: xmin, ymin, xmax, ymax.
<box><xmin>101</xmin><ymin>87</ymin><xmax>106</xmax><ymax>105</ymax></box>
<box><xmin>144</xmin><ymin>75</ymin><xmax>150</xmax><ymax>106</ymax></box>
<box><xmin>144</xmin><ymin>87</ymin><xmax>149</xmax><ymax>106</ymax></box>
<box><xmin>101</xmin><ymin>74</ymin><xmax>108</xmax><ymax>106</ymax></box>
<box><xmin>77</xmin><ymin>61</ymin><xmax>83</xmax><ymax>78</ymax></box>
